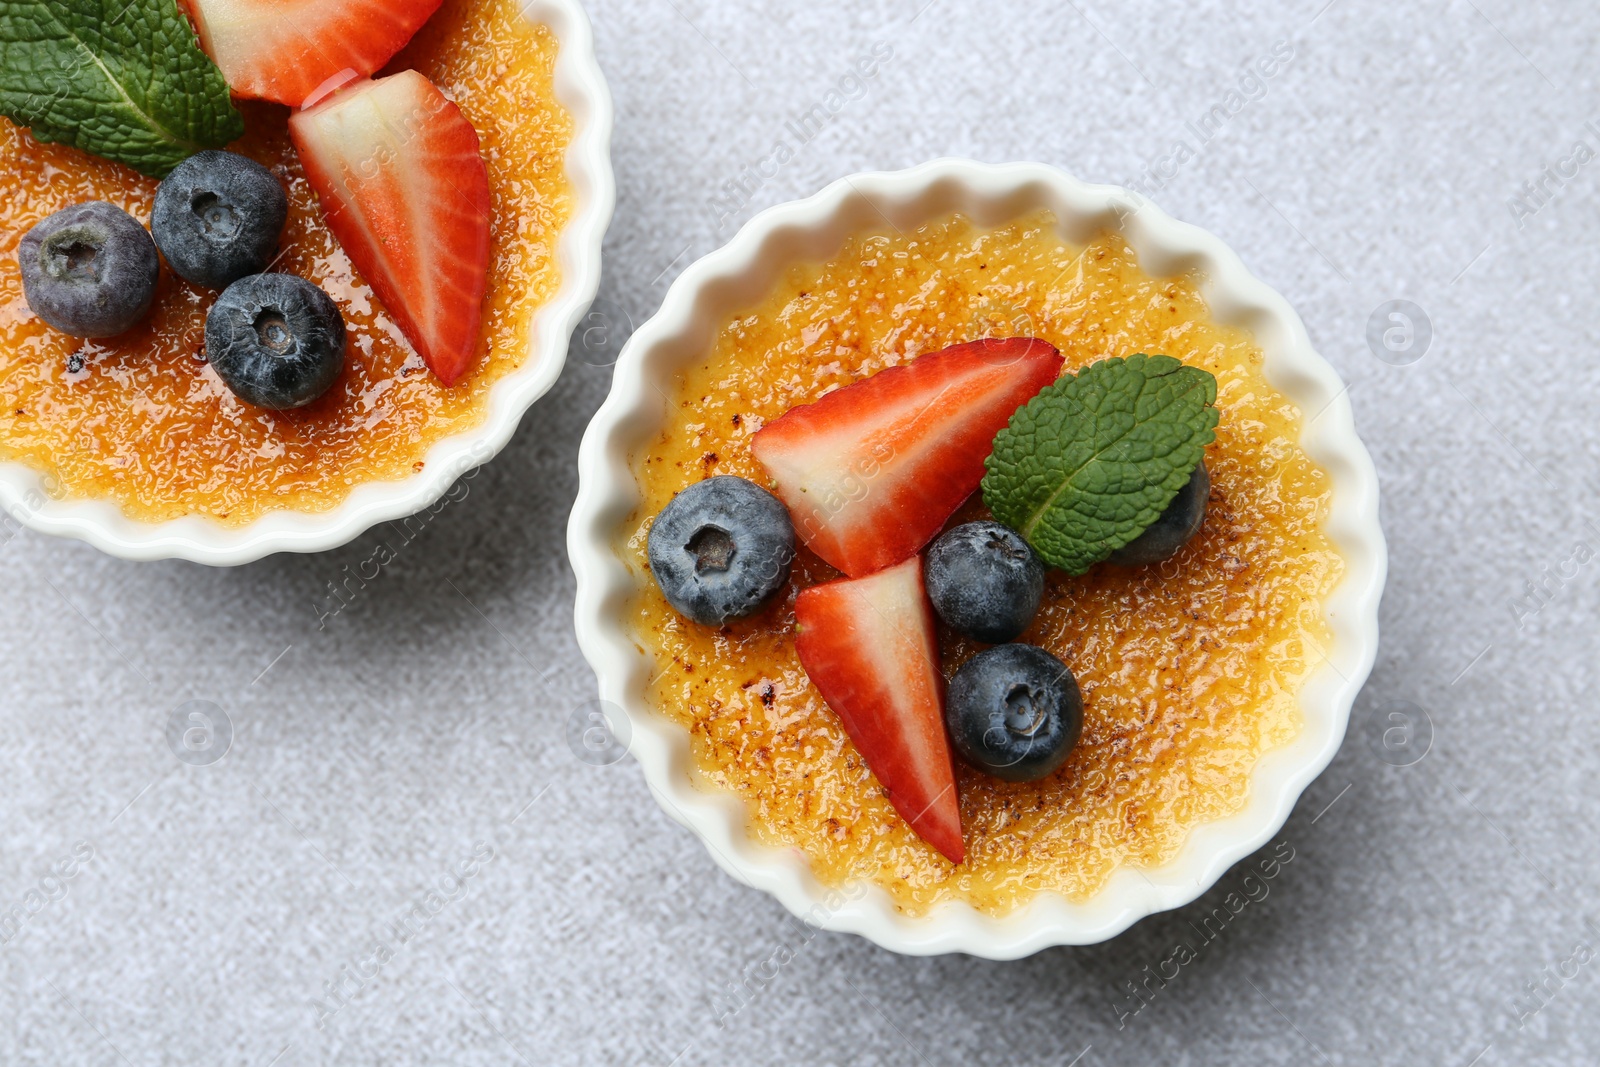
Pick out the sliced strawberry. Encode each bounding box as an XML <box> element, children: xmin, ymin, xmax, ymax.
<box><xmin>181</xmin><ymin>0</ymin><xmax>443</xmax><ymax>106</ymax></box>
<box><xmin>752</xmin><ymin>338</ymin><xmax>1062</xmax><ymax>577</ymax></box>
<box><xmin>289</xmin><ymin>71</ymin><xmax>491</xmax><ymax>385</ymax></box>
<box><xmin>794</xmin><ymin>556</ymin><xmax>963</xmax><ymax>864</ymax></box>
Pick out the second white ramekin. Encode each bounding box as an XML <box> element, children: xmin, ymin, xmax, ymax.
<box><xmin>569</xmin><ymin>160</ymin><xmax>1386</xmax><ymax>957</ymax></box>
<box><xmin>0</xmin><ymin>0</ymin><xmax>614</xmax><ymax>564</ymax></box>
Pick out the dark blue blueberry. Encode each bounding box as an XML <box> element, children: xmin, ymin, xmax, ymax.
<box><xmin>924</xmin><ymin>521</ymin><xmax>1043</xmax><ymax>643</ymax></box>
<box><xmin>1108</xmin><ymin>461</ymin><xmax>1209</xmax><ymax>567</ymax></box>
<box><xmin>205</xmin><ymin>273</ymin><xmax>345</xmax><ymax>409</ymax></box>
<box><xmin>18</xmin><ymin>202</ymin><xmax>159</xmax><ymax>337</ymax></box>
<box><xmin>946</xmin><ymin>643</ymin><xmax>1083</xmax><ymax>783</ymax></box>
<box><xmin>647</xmin><ymin>476</ymin><xmax>795</xmax><ymax>627</ymax></box>
<box><xmin>151</xmin><ymin>151</ymin><xmax>287</xmax><ymax>290</ymax></box>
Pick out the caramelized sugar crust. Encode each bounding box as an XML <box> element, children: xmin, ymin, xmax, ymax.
<box><xmin>626</xmin><ymin>214</ymin><xmax>1342</xmax><ymax>915</ymax></box>
<box><xmin>0</xmin><ymin>0</ymin><xmax>572</xmax><ymax>523</ymax></box>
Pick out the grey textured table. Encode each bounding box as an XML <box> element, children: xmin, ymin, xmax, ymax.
<box><xmin>4</xmin><ymin>0</ymin><xmax>1598</xmax><ymax>1064</ymax></box>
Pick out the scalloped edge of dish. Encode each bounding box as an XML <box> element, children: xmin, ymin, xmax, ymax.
<box><xmin>0</xmin><ymin>0</ymin><xmax>615</xmax><ymax>564</ymax></box>
<box><xmin>569</xmin><ymin>160</ymin><xmax>1385</xmax><ymax>957</ymax></box>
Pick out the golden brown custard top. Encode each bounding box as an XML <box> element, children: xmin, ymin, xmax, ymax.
<box><xmin>624</xmin><ymin>213</ymin><xmax>1343</xmax><ymax>915</ymax></box>
<box><xmin>0</xmin><ymin>0</ymin><xmax>572</xmax><ymax>524</ymax></box>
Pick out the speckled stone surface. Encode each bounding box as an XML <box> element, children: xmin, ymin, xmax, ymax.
<box><xmin>3</xmin><ymin>0</ymin><xmax>1599</xmax><ymax>1064</ymax></box>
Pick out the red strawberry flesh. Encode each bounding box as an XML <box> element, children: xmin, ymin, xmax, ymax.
<box><xmin>752</xmin><ymin>337</ymin><xmax>1063</xmax><ymax>577</ymax></box>
<box><xmin>182</xmin><ymin>0</ymin><xmax>444</xmax><ymax>106</ymax></box>
<box><xmin>794</xmin><ymin>556</ymin><xmax>963</xmax><ymax>864</ymax></box>
<box><xmin>289</xmin><ymin>71</ymin><xmax>491</xmax><ymax>386</ymax></box>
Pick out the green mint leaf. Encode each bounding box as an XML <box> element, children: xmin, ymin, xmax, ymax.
<box><xmin>0</xmin><ymin>0</ymin><xmax>242</xmax><ymax>177</ymax></box>
<box><xmin>982</xmin><ymin>353</ymin><xmax>1219</xmax><ymax>574</ymax></box>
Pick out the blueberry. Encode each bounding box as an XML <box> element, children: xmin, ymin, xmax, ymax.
<box><xmin>205</xmin><ymin>273</ymin><xmax>345</xmax><ymax>409</ymax></box>
<box><xmin>924</xmin><ymin>521</ymin><xmax>1044</xmax><ymax>643</ymax></box>
<box><xmin>946</xmin><ymin>643</ymin><xmax>1083</xmax><ymax>783</ymax></box>
<box><xmin>647</xmin><ymin>476</ymin><xmax>795</xmax><ymax>627</ymax></box>
<box><xmin>18</xmin><ymin>202</ymin><xmax>159</xmax><ymax>337</ymax></box>
<box><xmin>1108</xmin><ymin>461</ymin><xmax>1209</xmax><ymax>567</ymax></box>
<box><xmin>151</xmin><ymin>151</ymin><xmax>288</xmax><ymax>290</ymax></box>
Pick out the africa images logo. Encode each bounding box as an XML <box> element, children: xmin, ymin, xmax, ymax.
<box><xmin>1122</xmin><ymin>41</ymin><xmax>1296</xmax><ymax>202</ymax></box>
<box><xmin>1110</xmin><ymin>841</ymin><xmax>1296</xmax><ymax>1029</ymax></box>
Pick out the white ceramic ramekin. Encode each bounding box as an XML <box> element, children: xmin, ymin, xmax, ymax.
<box><xmin>0</xmin><ymin>0</ymin><xmax>614</xmax><ymax>565</ymax></box>
<box><xmin>569</xmin><ymin>160</ymin><xmax>1386</xmax><ymax>957</ymax></box>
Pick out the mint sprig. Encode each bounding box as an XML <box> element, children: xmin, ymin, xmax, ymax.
<box><xmin>0</xmin><ymin>0</ymin><xmax>243</xmax><ymax>177</ymax></box>
<box><xmin>982</xmin><ymin>354</ymin><xmax>1218</xmax><ymax>574</ymax></box>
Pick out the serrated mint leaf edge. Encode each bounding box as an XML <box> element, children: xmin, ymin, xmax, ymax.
<box><xmin>1010</xmin><ymin>356</ymin><xmax>1214</xmax><ymax>543</ymax></box>
<box><xmin>981</xmin><ymin>354</ymin><xmax>1218</xmax><ymax>574</ymax></box>
<box><xmin>0</xmin><ymin>0</ymin><xmax>243</xmax><ymax>177</ymax></box>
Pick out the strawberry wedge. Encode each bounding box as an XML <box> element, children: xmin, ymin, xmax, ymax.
<box><xmin>289</xmin><ymin>72</ymin><xmax>491</xmax><ymax>385</ymax></box>
<box><xmin>182</xmin><ymin>0</ymin><xmax>444</xmax><ymax>106</ymax></box>
<box><xmin>794</xmin><ymin>556</ymin><xmax>963</xmax><ymax>864</ymax></box>
<box><xmin>752</xmin><ymin>338</ymin><xmax>1062</xmax><ymax>577</ymax></box>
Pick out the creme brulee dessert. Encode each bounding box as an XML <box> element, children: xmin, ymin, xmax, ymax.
<box><xmin>624</xmin><ymin>212</ymin><xmax>1342</xmax><ymax>916</ymax></box>
<box><xmin>0</xmin><ymin>0</ymin><xmax>572</xmax><ymax>524</ymax></box>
